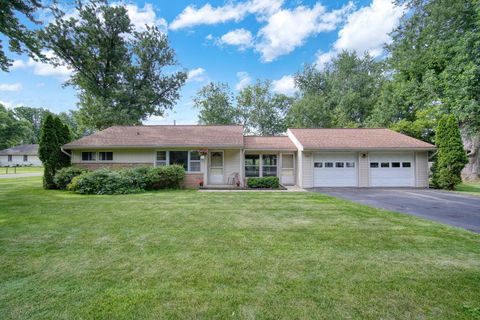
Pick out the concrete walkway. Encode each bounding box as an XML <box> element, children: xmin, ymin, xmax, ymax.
<box><xmin>0</xmin><ymin>173</ymin><xmax>42</xmax><ymax>179</ymax></box>
<box><xmin>198</xmin><ymin>185</ymin><xmax>307</xmax><ymax>192</ymax></box>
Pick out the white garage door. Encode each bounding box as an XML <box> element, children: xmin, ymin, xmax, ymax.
<box><xmin>313</xmin><ymin>152</ymin><xmax>358</xmax><ymax>187</ymax></box>
<box><xmin>369</xmin><ymin>152</ymin><xmax>414</xmax><ymax>187</ymax></box>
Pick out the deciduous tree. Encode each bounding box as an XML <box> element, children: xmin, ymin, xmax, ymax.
<box><xmin>39</xmin><ymin>0</ymin><xmax>187</xmax><ymax>130</ymax></box>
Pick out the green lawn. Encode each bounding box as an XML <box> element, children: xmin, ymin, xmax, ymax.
<box><xmin>0</xmin><ymin>166</ymin><xmax>43</xmax><ymax>174</ymax></box>
<box><xmin>456</xmin><ymin>182</ymin><xmax>480</xmax><ymax>196</ymax></box>
<box><xmin>1</xmin><ymin>178</ymin><xmax>479</xmax><ymax>319</ymax></box>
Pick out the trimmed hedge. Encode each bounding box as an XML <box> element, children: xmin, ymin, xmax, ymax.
<box><xmin>247</xmin><ymin>176</ymin><xmax>280</xmax><ymax>189</ymax></box>
<box><xmin>54</xmin><ymin>167</ymin><xmax>89</xmax><ymax>190</ymax></box>
<box><xmin>67</xmin><ymin>165</ymin><xmax>186</xmax><ymax>195</ymax></box>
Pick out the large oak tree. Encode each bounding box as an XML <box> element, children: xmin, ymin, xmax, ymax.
<box><xmin>39</xmin><ymin>0</ymin><xmax>187</xmax><ymax>130</ymax></box>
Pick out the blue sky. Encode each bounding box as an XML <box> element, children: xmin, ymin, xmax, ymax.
<box><xmin>0</xmin><ymin>0</ymin><xmax>404</xmax><ymax>125</ymax></box>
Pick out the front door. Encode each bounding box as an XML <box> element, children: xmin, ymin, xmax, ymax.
<box><xmin>209</xmin><ymin>151</ymin><xmax>224</xmax><ymax>184</ymax></box>
<box><xmin>281</xmin><ymin>153</ymin><xmax>295</xmax><ymax>185</ymax></box>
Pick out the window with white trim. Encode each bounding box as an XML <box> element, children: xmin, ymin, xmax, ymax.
<box><xmin>245</xmin><ymin>155</ymin><xmax>260</xmax><ymax>177</ymax></box>
<box><xmin>82</xmin><ymin>152</ymin><xmax>96</xmax><ymax>161</ymax></box>
<box><xmin>8</xmin><ymin>155</ymin><xmax>12</xmax><ymax>162</ymax></box>
<box><xmin>189</xmin><ymin>151</ymin><xmax>201</xmax><ymax>172</ymax></box>
<box><xmin>23</xmin><ymin>155</ymin><xmax>28</xmax><ymax>162</ymax></box>
<box><xmin>262</xmin><ymin>155</ymin><xmax>277</xmax><ymax>177</ymax></box>
<box><xmin>156</xmin><ymin>151</ymin><xmax>167</xmax><ymax>166</ymax></box>
<box><xmin>99</xmin><ymin>152</ymin><xmax>113</xmax><ymax>161</ymax></box>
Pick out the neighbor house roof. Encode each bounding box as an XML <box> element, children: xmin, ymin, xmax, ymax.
<box><xmin>288</xmin><ymin>128</ymin><xmax>436</xmax><ymax>150</ymax></box>
<box><xmin>244</xmin><ymin>136</ymin><xmax>297</xmax><ymax>151</ymax></box>
<box><xmin>63</xmin><ymin>125</ymin><xmax>245</xmax><ymax>149</ymax></box>
<box><xmin>0</xmin><ymin>144</ymin><xmax>39</xmax><ymax>155</ymax></box>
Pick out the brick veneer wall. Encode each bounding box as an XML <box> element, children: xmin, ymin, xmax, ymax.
<box><xmin>73</xmin><ymin>163</ymin><xmax>202</xmax><ymax>188</ymax></box>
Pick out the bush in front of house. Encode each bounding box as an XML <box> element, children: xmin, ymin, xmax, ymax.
<box><xmin>145</xmin><ymin>165</ymin><xmax>186</xmax><ymax>189</ymax></box>
<box><xmin>66</xmin><ymin>165</ymin><xmax>186</xmax><ymax>195</ymax></box>
<box><xmin>54</xmin><ymin>166</ymin><xmax>89</xmax><ymax>190</ymax></box>
<box><xmin>247</xmin><ymin>176</ymin><xmax>280</xmax><ymax>189</ymax></box>
<box><xmin>67</xmin><ymin>168</ymin><xmax>142</xmax><ymax>195</ymax></box>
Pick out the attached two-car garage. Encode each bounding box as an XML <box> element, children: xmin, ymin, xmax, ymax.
<box><xmin>312</xmin><ymin>151</ymin><xmax>415</xmax><ymax>187</ymax></box>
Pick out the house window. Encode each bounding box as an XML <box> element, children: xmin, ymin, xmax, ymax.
<box><xmin>402</xmin><ymin>162</ymin><xmax>411</xmax><ymax>168</ymax></box>
<box><xmin>245</xmin><ymin>155</ymin><xmax>260</xmax><ymax>177</ymax></box>
<box><xmin>169</xmin><ymin>151</ymin><xmax>189</xmax><ymax>170</ymax></box>
<box><xmin>23</xmin><ymin>155</ymin><xmax>28</xmax><ymax>162</ymax></box>
<box><xmin>8</xmin><ymin>155</ymin><xmax>12</xmax><ymax>162</ymax></box>
<box><xmin>99</xmin><ymin>152</ymin><xmax>113</xmax><ymax>161</ymax></box>
<box><xmin>381</xmin><ymin>162</ymin><xmax>390</xmax><ymax>168</ymax></box>
<box><xmin>262</xmin><ymin>155</ymin><xmax>277</xmax><ymax>177</ymax></box>
<box><xmin>156</xmin><ymin>151</ymin><xmax>167</xmax><ymax>166</ymax></box>
<box><xmin>325</xmin><ymin>162</ymin><xmax>334</xmax><ymax>168</ymax></box>
<box><xmin>82</xmin><ymin>152</ymin><xmax>96</xmax><ymax>161</ymax></box>
<box><xmin>392</xmin><ymin>162</ymin><xmax>401</xmax><ymax>168</ymax></box>
<box><xmin>189</xmin><ymin>151</ymin><xmax>201</xmax><ymax>172</ymax></box>
<box><xmin>335</xmin><ymin>162</ymin><xmax>344</xmax><ymax>168</ymax></box>
<box><xmin>346</xmin><ymin>162</ymin><xmax>355</xmax><ymax>168</ymax></box>
<box><xmin>314</xmin><ymin>162</ymin><xmax>323</xmax><ymax>168</ymax></box>
<box><xmin>370</xmin><ymin>162</ymin><xmax>379</xmax><ymax>168</ymax></box>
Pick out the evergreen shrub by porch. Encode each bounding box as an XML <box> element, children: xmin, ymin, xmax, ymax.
<box><xmin>247</xmin><ymin>176</ymin><xmax>280</xmax><ymax>189</ymax></box>
<box><xmin>54</xmin><ymin>166</ymin><xmax>89</xmax><ymax>190</ymax></box>
<box><xmin>145</xmin><ymin>165</ymin><xmax>186</xmax><ymax>189</ymax></box>
<box><xmin>66</xmin><ymin>165</ymin><xmax>186</xmax><ymax>194</ymax></box>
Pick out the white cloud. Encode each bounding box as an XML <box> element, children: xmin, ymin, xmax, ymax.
<box><xmin>235</xmin><ymin>72</ymin><xmax>252</xmax><ymax>91</ymax></box>
<box><xmin>219</xmin><ymin>29</ymin><xmax>254</xmax><ymax>50</ymax></box>
<box><xmin>187</xmin><ymin>67</ymin><xmax>207</xmax><ymax>82</ymax></box>
<box><xmin>0</xmin><ymin>83</ymin><xmax>23</xmax><ymax>92</ymax></box>
<box><xmin>256</xmin><ymin>2</ymin><xmax>353</xmax><ymax>62</ymax></box>
<box><xmin>315</xmin><ymin>51</ymin><xmax>335</xmax><ymax>69</ymax></box>
<box><xmin>334</xmin><ymin>0</ymin><xmax>404</xmax><ymax>56</ymax></box>
<box><xmin>272</xmin><ymin>75</ymin><xmax>297</xmax><ymax>96</ymax></box>
<box><xmin>170</xmin><ymin>0</ymin><xmax>283</xmax><ymax>30</ymax></box>
<box><xmin>122</xmin><ymin>3</ymin><xmax>168</xmax><ymax>33</ymax></box>
<box><xmin>0</xmin><ymin>100</ymin><xmax>21</xmax><ymax>109</ymax></box>
<box><xmin>317</xmin><ymin>0</ymin><xmax>405</xmax><ymax>68</ymax></box>
<box><xmin>11</xmin><ymin>50</ymin><xmax>72</xmax><ymax>79</ymax></box>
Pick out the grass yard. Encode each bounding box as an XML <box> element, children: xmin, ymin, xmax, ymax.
<box><xmin>0</xmin><ymin>166</ymin><xmax>43</xmax><ymax>174</ymax></box>
<box><xmin>456</xmin><ymin>181</ymin><xmax>480</xmax><ymax>196</ymax></box>
<box><xmin>1</xmin><ymin>177</ymin><xmax>479</xmax><ymax>319</ymax></box>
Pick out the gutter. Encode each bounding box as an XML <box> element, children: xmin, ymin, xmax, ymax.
<box><xmin>61</xmin><ymin>147</ymin><xmax>71</xmax><ymax>157</ymax></box>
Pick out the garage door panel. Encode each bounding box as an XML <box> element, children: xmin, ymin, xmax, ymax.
<box><xmin>369</xmin><ymin>152</ymin><xmax>414</xmax><ymax>187</ymax></box>
<box><xmin>313</xmin><ymin>152</ymin><xmax>358</xmax><ymax>187</ymax></box>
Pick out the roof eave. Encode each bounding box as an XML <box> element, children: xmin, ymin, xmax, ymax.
<box><xmin>303</xmin><ymin>147</ymin><xmax>436</xmax><ymax>151</ymax></box>
<box><xmin>63</xmin><ymin>144</ymin><xmax>244</xmax><ymax>149</ymax></box>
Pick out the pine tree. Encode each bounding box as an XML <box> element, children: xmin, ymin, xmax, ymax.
<box><xmin>433</xmin><ymin>115</ymin><xmax>468</xmax><ymax>190</ymax></box>
<box><xmin>39</xmin><ymin>115</ymin><xmax>71</xmax><ymax>189</ymax></box>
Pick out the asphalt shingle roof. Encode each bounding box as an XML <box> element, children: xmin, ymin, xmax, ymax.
<box><xmin>244</xmin><ymin>136</ymin><xmax>296</xmax><ymax>150</ymax></box>
<box><xmin>0</xmin><ymin>144</ymin><xmax>39</xmax><ymax>155</ymax></box>
<box><xmin>288</xmin><ymin>128</ymin><xmax>436</xmax><ymax>150</ymax></box>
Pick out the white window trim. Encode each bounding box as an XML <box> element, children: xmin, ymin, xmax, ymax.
<box><xmin>245</xmin><ymin>154</ymin><xmax>279</xmax><ymax>178</ymax></box>
<box><xmin>81</xmin><ymin>151</ymin><xmax>97</xmax><ymax>162</ymax></box>
<box><xmin>98</xmin><ymin>151</ymin><xmax>114</xmax><ymax>162</ymax></box>
<box><xmin>155</xmin><ymin>150</ymin><xmax>203</xmax><ymax>173</ymax></box>
<box><xmin>188</xmin><ymin>151</ymin><xmax>201</xmax><ymax>172</ymax></box>
<box><xmin>262</xmin><ymin>154</ymin><xmax>278</xmax><ymax>177</ymax></box>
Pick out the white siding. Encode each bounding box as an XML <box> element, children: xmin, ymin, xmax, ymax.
<box><xmin>71</xmin><ymin>149</ymin><xmax>154</xmax><ymax>164</ymax></box>
<box><xmin>415</xmin><ymin>151</ymin><xmax>429</xmax><ymax>187</ymax></box>
<box><xmin>358</xmin><ymin>152</ymin><xmax>369</xmax><ymax>187</ymax></box>
<box><xmin>0</xmin><ymin>155</ymin><xmax>42</xmax><ymax>166</ymax></box>
<box><xmin>302</xmin><ymin>151</ymin><xmax>313</xmax><ymax>188</ymax></box>
<box><xmin>223</xmin><ymin>149</ymin><xmax>241</xmax><ymax>184</ymax></box>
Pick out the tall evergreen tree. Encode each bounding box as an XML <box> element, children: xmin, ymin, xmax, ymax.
<box><xmin>432</xmin><ymin>115</ymin><xmax>468</xmax><ymax>190</ymax></box>
<box><xmin>39</xmin><ymin>115</ymin><xmax>71</xmax><ymax>189</ymax></box>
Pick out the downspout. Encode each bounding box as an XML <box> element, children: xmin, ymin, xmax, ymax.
<box><xmin>61</xmin><ymin>147</ymin><xmax>71</xmax><ymax>158</ymax></box>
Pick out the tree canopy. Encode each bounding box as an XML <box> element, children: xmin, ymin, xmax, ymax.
<box><xmin>0</xmin><ymin>0</ymin><xmax>44</xmax><ymax>71</ymax></box>
<box><xmin>39</xmin><ymin>0</ymin><xmax>187</xmax><ymax>130</ymax></box>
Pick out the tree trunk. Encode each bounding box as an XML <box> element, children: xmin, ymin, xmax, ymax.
<box><xmin>461</xmin><ymin>130</ymin><xmax>480</xmax><ymax>181</ymax></box>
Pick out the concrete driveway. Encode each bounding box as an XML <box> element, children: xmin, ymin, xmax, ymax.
<box><xmin>310</xmin><ymin>188</ymin><xmax>480</xmax><ymax>233</ymax></box>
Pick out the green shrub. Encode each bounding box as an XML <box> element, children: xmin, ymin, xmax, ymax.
<box><xmin>146</xmin><ymin>165</ymin><xmax>186</xmax><ymax>189</ymax></box>
<box><xmin>67</xmin><ymin>168</ymin><xmax>142</xmax><ymax>195</ymax></box>
<box><xmin>247</xmin><ymin>176</ymin><xmax>280</xmax><ymax>189</ymax></box>
<box><xmin>54</xmin><ymin>166</ymin><xmax>89</xmax><ymax>190</ymax></box>
<box><xmin>66</xmin><ymin>165</ymin><xmax>186</xmax><ymax>195</ymax></box>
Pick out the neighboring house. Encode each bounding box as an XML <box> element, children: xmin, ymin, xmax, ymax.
<box><xmin>62</xmin><ymin>125</ymin><xmax>436</xmax><ymax>188</ymax></box>
<box><xmin>0</xmin><ymin>144</ymin><xmax>42</xmax><ymax>167</ymax></box>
